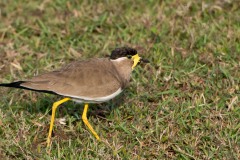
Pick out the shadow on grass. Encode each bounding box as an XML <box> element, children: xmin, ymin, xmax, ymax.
<box><xmin>17</xmin><ymin>92</ymin><xmax>128</xmax><ymax>153</ymax></box>
<box><xmin>21</xmin><ymin>92</ymin><xmax>127</xmax><ymax>118</ymax></box>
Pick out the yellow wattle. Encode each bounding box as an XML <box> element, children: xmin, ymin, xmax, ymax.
<box><xmin>131</xmin><ymin>54</ymin><xmax>141</xmax><ymax>70</ymax></box>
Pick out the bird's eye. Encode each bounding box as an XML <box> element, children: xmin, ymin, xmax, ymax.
<box><xmin>127</xmin><ymin>55</ymin><xmax>132</xmax><ymax>59</ymax></box>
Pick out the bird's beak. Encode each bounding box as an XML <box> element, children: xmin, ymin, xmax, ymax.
<box><xmin>131</xmin><ymin>54</ymin><xmax>149</xmax><ymax>69</ymax></box>
<box><xmin>140</xmin><ymin>58</ymin><xmax>150</xmax><ymax>63</ymax></box>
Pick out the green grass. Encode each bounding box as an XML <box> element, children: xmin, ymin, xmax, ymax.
<box><xmin>0</xmin><ymin>0</ymin><xmax>239</xmax><ymax>159</ymax></box>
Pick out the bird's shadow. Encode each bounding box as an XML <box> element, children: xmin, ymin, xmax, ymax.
<box><xmin>9</xmin><ymin>91</ymin><xmax>128</xmax><ymax>153</ymax></box>
<box><xmin>22</xmin><ymin>92</ymin><xmax>127</xmax><ymax>118</ymax></box>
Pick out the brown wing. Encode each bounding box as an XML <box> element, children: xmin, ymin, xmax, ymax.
<box><xmin>21</xmin><ymin>58</ymin><xmax>123</xmax><ymax>98</ymax></box>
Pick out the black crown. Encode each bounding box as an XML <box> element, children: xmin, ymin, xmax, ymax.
<box><xmin>110</xmin><ymin>47</ymin><xmax>137</xmax><ymax>60</ymax></box>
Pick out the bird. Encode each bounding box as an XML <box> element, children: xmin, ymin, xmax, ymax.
<box><xmin>0</xmin><ymin>47</ymin><xmax>149</xmax><ymax>147</ymax></box>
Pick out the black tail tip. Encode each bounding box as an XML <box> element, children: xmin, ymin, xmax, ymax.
<box><xmin>0</xmin><ymin>81</ymin><xmax>25</xmax><ymax>88</ymax></box>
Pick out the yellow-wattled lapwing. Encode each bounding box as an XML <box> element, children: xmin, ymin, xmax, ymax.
<box><xmin>0</xmin><ymin>47</ymin><xmax>149</xmax><ymax>147</ymax></box>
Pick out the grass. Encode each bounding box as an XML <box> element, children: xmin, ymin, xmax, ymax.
<box><xmin>0</xmin><ymin>0</ymin><xmax>239</xmax><ymax>159</ymax></box>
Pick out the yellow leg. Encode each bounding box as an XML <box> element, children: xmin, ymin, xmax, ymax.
<box><xmin>82</xmin><ymin>103</ymin><xmax>100</xmax><ymax>140</ymax></box>
<box><xmin>47</xmin><ymin>98</ymin><xmax>70</xmax><ymax>147</ymax></box>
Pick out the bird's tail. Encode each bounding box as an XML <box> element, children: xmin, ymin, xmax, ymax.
<box><xmin>0</xmin><ymin>81</ymin><xmax>57</xmax><ymax>95</ymax></box>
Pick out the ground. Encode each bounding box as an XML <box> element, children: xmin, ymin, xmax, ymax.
<box><xmin>0</xmin><ymin>0</ymin><xmax>239</xmax><ymax>159</ymax></box>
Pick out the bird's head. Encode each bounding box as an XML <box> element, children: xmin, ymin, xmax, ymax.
<box><xmin>110</xmin><ymin>47</ymin><xmax>149</xmax><ymax>70</ymax></box>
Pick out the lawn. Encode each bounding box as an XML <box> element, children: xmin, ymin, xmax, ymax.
<box><xmin>0</xmin><ymin>0</ymin><xmax>239</xmax><ymax>159</ymax></box>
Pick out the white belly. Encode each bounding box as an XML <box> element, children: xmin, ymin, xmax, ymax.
<box><xmin>65</xmin><ymin>88</ymin><xmax>123</xmax><ymax>103</ymax></box>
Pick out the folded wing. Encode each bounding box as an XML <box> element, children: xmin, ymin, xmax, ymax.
<box><xmin>20</xmin><ymin>58</ymin><xmax>123</xmax><ymax>99</ymax></box>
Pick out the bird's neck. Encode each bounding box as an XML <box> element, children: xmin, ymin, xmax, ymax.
<box><xmin>111</xmin><ymin>58</ymin><xmax>133</xmax><ymax>87</ymax></box>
